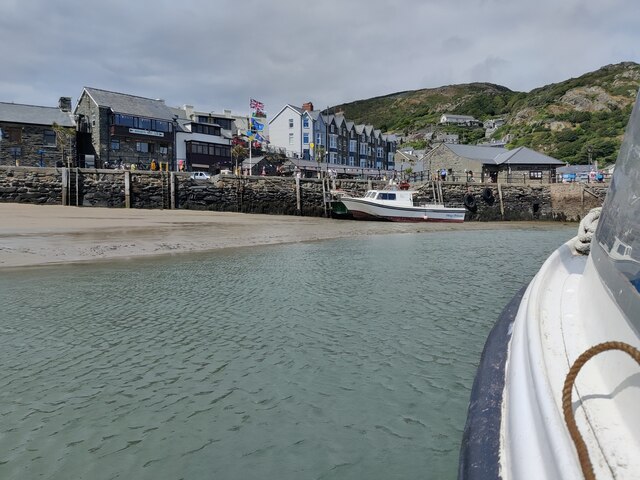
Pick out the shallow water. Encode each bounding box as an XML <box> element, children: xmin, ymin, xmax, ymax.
<box><xmin>0</xmin><ymin>226</ymin><xmax>574</xmax><ymax>480</ymax></box>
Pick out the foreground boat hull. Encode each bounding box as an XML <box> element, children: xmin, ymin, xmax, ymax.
<box><xmin>339</xmin><ymin>198</ymin><xmax>466</xmax><ymax>223</ymax></box>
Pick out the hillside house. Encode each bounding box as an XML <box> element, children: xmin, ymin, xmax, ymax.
<box><xmin>439</xmin><ymin>114</ymin><xmax>481</xmax><ymax>127</ymax></box>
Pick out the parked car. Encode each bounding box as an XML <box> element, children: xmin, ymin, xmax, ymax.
<box><xmin>190</xmin><ymin>171</ymin><xmax>210</xmax><ymax>180</ymax></box>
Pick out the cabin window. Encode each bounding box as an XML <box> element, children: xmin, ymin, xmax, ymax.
<box><xmin>377</xmin><ymin>192</ymin><xmax>396</xmax><ymax>200</ymax></box>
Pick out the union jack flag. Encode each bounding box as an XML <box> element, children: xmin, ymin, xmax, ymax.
<box><xmin>250</xmin><ymin>98</ymin><xmax>264</xmax><ymax>110</ymax></box>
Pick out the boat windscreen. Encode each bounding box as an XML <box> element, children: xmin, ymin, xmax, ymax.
<box><xmin>593</xmin><ymin>89</ymin><xmax>640</xmax><ymax>327</ymax></box>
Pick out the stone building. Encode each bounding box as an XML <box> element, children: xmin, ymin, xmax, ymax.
<box><xmin>423</xmin><ymin>143</ymin><xmax>564</xmax><ymax>182</ymax></box>
<box><xmin>0</xmin><ymin>97</ymin><xmax>76</xmax><ymax>167</ymax></box>
<box><xmin>75</xmin><ymin>87</ymin><xmax>178</xmax><ymax>169</ymax></box>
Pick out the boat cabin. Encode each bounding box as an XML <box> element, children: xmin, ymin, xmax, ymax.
<box><xmin>364</xmin><ymin>189</ymin><xmax>415</xmax><ymax>206</ymax></box>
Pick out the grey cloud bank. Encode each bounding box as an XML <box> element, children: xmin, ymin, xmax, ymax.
<box><xmin>1</xmin><ymin>0</ymin><xmax>638</xmax><ymax>117</ymax></box>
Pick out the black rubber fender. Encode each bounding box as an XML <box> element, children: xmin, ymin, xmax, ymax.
<box><xmin>482</xmin><ymin>187</ymin><xmax>495</xmax><ymax>205</ymax></box>
<box><xmin>463</xmin><ymin>193</ymin><xmax>477</xmax><ymax>211</ymax></box>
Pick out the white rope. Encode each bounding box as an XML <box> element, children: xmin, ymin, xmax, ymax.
<box><xmin>572</xmin><ymin>207</ymin><xmax>602</xmax><ymax>255</ymax></box>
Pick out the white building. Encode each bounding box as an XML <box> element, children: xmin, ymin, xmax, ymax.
<box><xmin>173</xmin><ymin>105</ymin><xmax>233</xmax><ymax>172</ymax></box>
<box><xmin>439</xmin><ymin>114</ymin><xmax>481</xmax><ymax>126</ymax></box>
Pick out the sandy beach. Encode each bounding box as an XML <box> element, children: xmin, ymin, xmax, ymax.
<box><xmin>0</xmin><ymin>204</ymin><xmax>573</xmax><ymax>269</ymax></box>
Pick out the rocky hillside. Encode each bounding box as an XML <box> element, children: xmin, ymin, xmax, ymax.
<box><xmin>331</xmin><ymin>62</ymin><xmax>640</xmax><ymax>164</ymax></box>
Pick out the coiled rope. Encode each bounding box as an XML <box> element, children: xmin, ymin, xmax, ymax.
<box><xmin>562</xmin><ymin>341</ymin><xmax>640</xmax><ymax>480</ymax></box>
<box><xmin>572</xmin><ymin>207</ymin><xmax>602</xmax><ymax>255</ymax></box>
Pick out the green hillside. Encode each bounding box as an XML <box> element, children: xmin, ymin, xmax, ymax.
<box><xmin>331</xmin><ymin>62</ymin><xmax>640</xmax><ymax>164</ymax></box>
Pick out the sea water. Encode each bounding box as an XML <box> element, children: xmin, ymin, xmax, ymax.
<box><xmin>0</xmin><ymin>226</ymin><xmax>574</xmax><ymax>480</ymax></box>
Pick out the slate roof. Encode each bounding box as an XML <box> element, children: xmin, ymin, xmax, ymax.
<box><xmin>0</xmin><ymin>102</ymin><xmax>75</xmax><ymax>127</ymax></box>
<box><xmin>439</xmin><ymin>143</ymin><xmax>562</xmax><ymax>165</ymax></box>
<box><xmin>493</xmin><ymin>146</ymin><xmax>564</xmax><ymax>165</ymax></box>
<box><xmin>82</xmin><ymin>87</ymin><xmax>177</xmax><ymax>120</ymax></box>
<box><xmin>556</xmin><ymin>164</ymin><xmax>592</xmax><ymax>174</ymax></box>
<box><xmin>444</xmin><ymin>143</ymin><xmax>508</xmax><ymax>162</ymax></box>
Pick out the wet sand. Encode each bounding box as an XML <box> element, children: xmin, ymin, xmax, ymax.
<box><xmin>0</xmin><ymin>204</ymin><xmax>574</xmax><ymax>269</ymax></box>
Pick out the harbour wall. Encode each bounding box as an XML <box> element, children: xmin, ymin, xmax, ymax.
<box><xmin>0</xmin><ymin>166</ymin><xmax>607</xmax><ymax>221</ymax></box>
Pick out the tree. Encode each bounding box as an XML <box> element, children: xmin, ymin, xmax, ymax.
<box><xmin>52</xmin><ymin>122</ymin><xmax>75</xmax><ymax>167</ymax></box>
<box><xmin>232</xmin><ymin>145</ymin><xmax>248</xmax><ymax>174</ymax></box>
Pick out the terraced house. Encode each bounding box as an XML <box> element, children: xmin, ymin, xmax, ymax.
<box><xmin>269</xmin><ymin>102</ymin><xmax>397</xmax><ymax>171</ymax></box>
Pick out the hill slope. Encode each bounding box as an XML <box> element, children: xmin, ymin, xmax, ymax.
<box><xmin>331</xmin><ymin>62</ymin><xmax>640</xmax><ymax>164</ymax></box>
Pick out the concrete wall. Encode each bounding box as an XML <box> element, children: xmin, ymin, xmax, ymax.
<box><xmin>0</xmin><ymin>166</ymin><xmax>606</xmax><ymax>221</ymax></box>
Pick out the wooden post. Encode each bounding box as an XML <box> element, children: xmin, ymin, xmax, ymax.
<box><xmin>295</xmin><ymin>176</ymin><xmax>301</xmax><ymax>215</ymax></box>
<box><xmin>61</xmin><ymin>167</ymin><xmax>68</xmax><ymax>206</ymax></box>
<box><xmin>170</xmin><ymin>172</ymin><xmax>176</xmax><ymax>209</ymax></box>
<box><xmin>75</xmin><ymin>168</ymin><xmax>80</xmax><ymax>206</ymax></box>
<box><xmin>321</xmin><ymin>173</ymin><xmax>328</xmax><ymax>217</ymax></box>
<box><xmin>497</xmin><ymin>182</ymin><xmax>505</xmax><ymax>220</ymax></box>
<box><xmin>124</xmin><ymin>171</ymin><xmax>131</xmax><ymax>208</ymax></box>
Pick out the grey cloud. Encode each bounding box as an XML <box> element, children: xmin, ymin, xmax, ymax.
<box><xmin>0</xmin><ymin>0</ymin><xmax>638</xmax><ymax>116</ymax></box>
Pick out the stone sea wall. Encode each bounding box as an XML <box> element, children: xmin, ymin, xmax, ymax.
<box><xmin>0</xmin><ymin>166</ymin><xmax>607</xmax><ymax>221</ymax></box>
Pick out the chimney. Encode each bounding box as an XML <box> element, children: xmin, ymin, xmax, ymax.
<box><xmin>59</xmin><ymin>97</ymin><xmax>72</xmax><ymax>112</ymax></box>
<box><xmin>302</xmin><ymin>101</ymin><xmax>314</xmax><ymax>112</ymax></box>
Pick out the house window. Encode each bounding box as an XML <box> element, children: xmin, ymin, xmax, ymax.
<box><xmin>330</xmin><ymin>125</ymin><xmax>335</xmax><ymax>133</ymax></box>
<box><xmin>377</xmin><ymin>147</ymin><xmax>383</xmax><ymax>158</ymax></box>
<box><xmin>8</xmin><ymin>146</ymin><xmax>21</xmax><ymax>157</ymax></box>
<box><xmin>359</xmin><ymin>143</ymin><xmax>367</xmax><ymax>155</ymax></box>
<box><xmin>289</xmin><ymin>118</ymin><xmax>294</xmax><ymax>128</ymax></box>
<box><xmin>288</xmin><ymin>133</ymin><xmax>294</xmax><ymax>145</ymax></box>
<box><xmin>529</xmin><ymin>171</ymin><xmax>543</xmax><ymax>179</ymax></box>
<box><xmin>111</xmin><ymin>139</ymin><xmax>120</xmax><ymax>150</ymax></box>
<box><xmin>303</xmin><ymin>133</ymin><xmax>309</xmax><ymax>144</ymax></box>
<box><xmin>303</xmin><ymin>117</ymin><xmax>309</xmax><ymax>128</ymax></box>
<box><xmin>329</xmin><ymin>152</ymin><xmax>336</xmax><ymax>163</ymax></box>
<box><xmin>315</xmin><ymin>133</ymin><xmax>322</xmax><ymax>145</ymax></box>
<box><xmin>136</xmin><ymin>142</ymin><xmax>154</xmax><ymax>153</ymax></box>
<box><xmin>43</xmin><ymin>129</ymin><xmax>56</xmax><ymax>146</ymax></box>
<box><xmin>138</xmin><ymin>118</ymin><xmax>152</xmax><ymax>130</ymax></box>
<box><xmin>329</xmin><ymin>135</ymin><xmax>337</xmax><ymax>148</ymax></box>
<box><xmin>159</xmin><ymin>144</ymin><xmax>168</xmax><ymax>155</ymax></box>
<box><xmin>7</xmin><ymin>127</ymin><xmax>22</xmax><ymax>143</ymax></box>
<box><xmin>349</xmin><ymin>140</ymin><xmax>357</xmax><ymax>152</ymax></box>
<box><xmin>114</xmin><ymin>114</ymin><xmax>135</xmax><ymax>127</ymax></box>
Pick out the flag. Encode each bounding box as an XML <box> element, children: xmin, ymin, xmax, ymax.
<box><xmin>250</xmin><ymin>98</ymin><xmax>264</xmax><ymax>110</ymax></box>
<box><xmin>245</xmin><ymin>130</ymin><xmax>255</xmax><ymax>139</ymax></box>
<box><xmin>251</xmin><ymin>118</ymin><xmax>264</xmax><ymax>131</ymax></box>
<box><xmin>254</xmin><ymin>132</ymin><xmax>265</xmax><ymax>143</ymax></box>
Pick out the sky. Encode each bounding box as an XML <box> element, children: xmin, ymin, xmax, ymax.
<box><xmin>1</xmin><ymin>0</ymin><xmax>638</xmax><ymax>118</ymax></box>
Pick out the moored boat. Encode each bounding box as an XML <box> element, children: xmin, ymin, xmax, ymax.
<box><xmin>332</xmin><ymin>186</ymin><xmax>466</xmax><ymax>223</ymax></box>
<box><xmin>459</xmin><ymin>92</ymin><xmax>640</xmax><ymax>479</ymax></box>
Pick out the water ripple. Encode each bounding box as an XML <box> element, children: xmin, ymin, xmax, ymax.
<box><xmin>0</xmin><ymin>227</ymin><xmax>574</xmax><ymax>480</ymax></box>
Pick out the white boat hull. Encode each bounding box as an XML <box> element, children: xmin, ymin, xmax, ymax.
<box><xmin>339</xmin><ymin>197</ymin><xmax>465</xmax><ymax>223</ymax></box>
